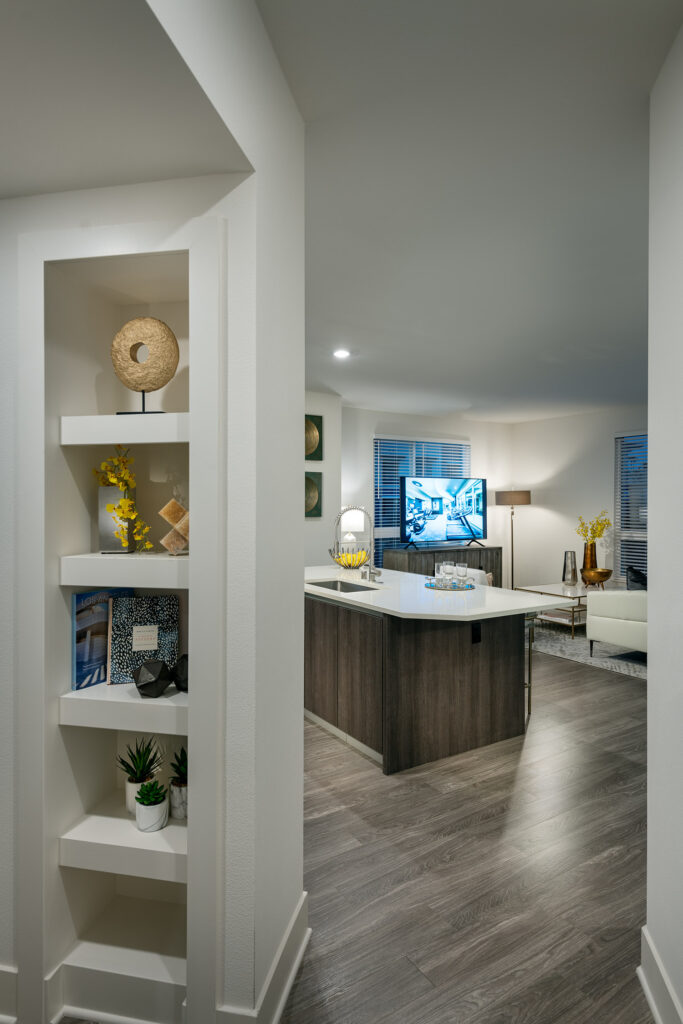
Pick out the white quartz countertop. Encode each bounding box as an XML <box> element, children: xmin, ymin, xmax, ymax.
<box><xmin>305</xmin><ymin>566</ymin><xmax>575</xmax><ymax>622</ymax></box>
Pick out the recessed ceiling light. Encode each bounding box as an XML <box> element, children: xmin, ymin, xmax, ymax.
<box><xmin>333</xmin><ymin>348</ymin><xmax>350</xmax><ymax>359</ymax></box>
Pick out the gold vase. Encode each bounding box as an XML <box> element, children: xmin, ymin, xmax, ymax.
<box><xmin>581</xmin><ymin>542</ymin><xmax>597</xmax><ymax>584</ymax></box>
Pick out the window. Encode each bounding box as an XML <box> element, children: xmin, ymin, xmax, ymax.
<box><xmin>373</xmin><ymin>437</ymin><xmax>471</xmax><ymax>566</ymax></box>
<box><xmin>614</xmin><ymin>434</ymin><xmax>647</xmax><ymax>582</ymax></box>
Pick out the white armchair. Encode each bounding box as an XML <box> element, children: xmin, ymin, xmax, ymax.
<box><xmin>468</xmin><ymin>568</ymin><xmax>492</xmax><ymax>586</ymax></box>
<box><xmin>586</xmin><ymin>590</ymin><xmax>647</xmax><ymax>655</ymax></box>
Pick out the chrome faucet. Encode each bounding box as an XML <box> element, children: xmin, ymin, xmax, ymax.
<box><xmin>354</xmin><ymin>505</ymin><xmax>382</xmax><ymax>582</ymax></box>
<box><xmin>331</xmin><ymin>504</ymin><xmax>382</xmax><ymax>582</ymax></box>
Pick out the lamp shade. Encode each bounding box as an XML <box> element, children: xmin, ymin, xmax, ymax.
<box><xmin>496</xmin><ymin>490</ymin><xmax>531</xmax><ymax>506</ymax></box>
<box><xmin>340</xmin><ymin>508</ymin><xmax>365</xmax><ymax>534</ymax></box>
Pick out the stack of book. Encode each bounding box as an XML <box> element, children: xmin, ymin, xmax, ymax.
<box><xmin>71</xmin><ymin>590</ymin><xmax>179</xmax><ymax>689</ymax></box>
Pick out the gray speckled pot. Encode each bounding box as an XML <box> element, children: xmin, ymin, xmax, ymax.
<box><xmin>170</xmin><ymin>781</ymin><xmax>187</xmax><ymax>819</ymax></box>
<box><xmin>135</xmin><ymin>795</ymin><xmax>169</xmax><ymax>832</ymax></box>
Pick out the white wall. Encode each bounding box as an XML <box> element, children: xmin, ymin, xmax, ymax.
<box><xmin>2</xmin><ymin>2</ymin><xmax>305</xmax><ymax>1014</ymax></box>
<box><xmin>305</xmin><ymin>391</ymin><xmax>342</xmax><ymax>565</ymax></box>
<box><xmin>510</xmin><ymin>404</ymin><xmax>647</xmax><ymax>588</ymax></box>
<box><xmin>0</xmin><ymin>176</ymin><xmax>235</xmax><ymax>986</ymax></box>
<box><xmin>146</xmin><ymin>1</ymin><xmax>306</xmax><ymax>1011</ymax></box>
<box><xmin>641</xmin><ymin>28</ymin><xmax>683</xmax><ymax>1024</ymax></box>
<box><xmin>341</xmin><ymin>405</ymin><xmax>513</xmax><ymax>562</ymax></box>
<box><xmin>338</xmin><ymin>403</ymin><xmax>647</xmax><ymax>589</ymax></box>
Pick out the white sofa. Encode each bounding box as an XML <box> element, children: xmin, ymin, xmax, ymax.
<box><xmin>586</xmin><ymin>590</ymin><xmax>647</xmax><ymax>655</ymax></box>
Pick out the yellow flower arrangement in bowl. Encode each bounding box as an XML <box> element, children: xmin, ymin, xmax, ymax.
<box><xmin>93</xmin><ymin>446</ymin><xmax>154</xmax><ymax>552</ymax></box>
<box><xmin>576</xmin><ymin>510</ymin><xmax>612</xmax><ymax>586</ymax></box>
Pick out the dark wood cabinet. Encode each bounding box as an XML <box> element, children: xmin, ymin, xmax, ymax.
<box><xmin>338</xmin><ymin>606</ymin><xmax>383</xmax><ymax>754</ymax></box>
<box><xmin>383</xmin><ymin>545</ymin><xmax>503</xmax><ymax>587</ymax></box>
<box><xmin>304</xmin><ymin>596</ymin><xmax>339</xmax><ymax>725</ymax></box>
<box><xmin>305</xmin><ymin>597</ymin><xmax>384</xmax><ymax>754</ymax></box>
<box><xmin>383</xmin><ymin>614</ymin><xmax>524</xmax><ymax>773</ymax></box>
<box><xmin>305</xmin><ymin>592</ymin><xmax>525</xmax><ymax>774</ymax></box>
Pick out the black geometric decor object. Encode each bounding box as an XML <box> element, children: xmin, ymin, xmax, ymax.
<box><xmin>133</xmin><ymin>659</ymin><xmax>172</xmax><ymax>699</ymax></box>
<box><xmin>171</xmin><ymin>653</ymin><xmax>188</xmax><ymax>693</ymax></box>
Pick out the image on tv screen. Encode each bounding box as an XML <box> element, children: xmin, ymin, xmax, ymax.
<box><xmin>401</xmin><ymin>477</ymin><xmax>487</xmax><ymax>543</ymax></box>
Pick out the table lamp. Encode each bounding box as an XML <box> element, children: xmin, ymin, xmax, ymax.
<box><xmin>495</xmin><ymin>490</ymin><xmax>531</xmax><ymax>590</ymax></box>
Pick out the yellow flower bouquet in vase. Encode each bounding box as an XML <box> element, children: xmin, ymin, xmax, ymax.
<box><xmin>93</xmin><ymin>446</ymin><xmax>154</xmax><ymax>553</ymax></box>
<box><xmin>576</xmin><ymin>510</ymin><xmax>612</xmax><ymax>587</ymax></box>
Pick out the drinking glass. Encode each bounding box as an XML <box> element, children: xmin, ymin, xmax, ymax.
<box><xmin>455</xmin><ymin>563</ymin><xmax>468</xmax><ymax>582</ymax></box>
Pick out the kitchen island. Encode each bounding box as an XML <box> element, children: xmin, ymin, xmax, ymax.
<box><xmin>304</xmin><ymin>566</ymin><xmax>573</xmax><ymax>773</ymax></box>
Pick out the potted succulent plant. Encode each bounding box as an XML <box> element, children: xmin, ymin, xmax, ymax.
<box><xmin>135</xmin><ymin>779</ymin><xmax>169</xmax><ymax>833</ymax></box>
<box><xmin>116</xmin><ymin>737</ymin><xmax>164</xmax><ymax>814</ymax></box>
<box><xmin>169</xmin><ymin>746</ymin><xmax>188</xmax><ymax>820</ymax></box>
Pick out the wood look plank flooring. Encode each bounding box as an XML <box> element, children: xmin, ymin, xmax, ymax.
<box><xmin>282</xmin><ymin>652</ymin><xmax>651</xmax><ymax>1024</ymax></box>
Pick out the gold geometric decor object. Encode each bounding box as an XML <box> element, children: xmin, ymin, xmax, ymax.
<box><xmin>159</xmin><ymin>498</ymin><xmax>189</xmax><ymax>555</ymax></box>
<box><xmin>111</xmin><ymin>317</ymin><xmax>179</xmax><ymax>394</ymax></box>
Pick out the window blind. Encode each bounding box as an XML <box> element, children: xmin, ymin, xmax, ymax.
<box><xmin>373</xmin><ymin>437</ymin><xmax>471</xmax><ymax>566</ymax></box>
<box><xmin>614</xmin><ymin>434</ymin><xmax>647</xmax><ymax>582</ymax></box>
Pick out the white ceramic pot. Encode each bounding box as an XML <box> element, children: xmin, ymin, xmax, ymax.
<box><xmin>125</xmin><ymin>777</ymin><xmax>152</xmax><ymax>815</ymax></box>
<box><xmin>135</xmin><ymin>795</ymin><xmax>169</xmax><ymax>833</ymax></box>
<box><xmin>170</xmin><ymin>781</ymin><xmax>187</xmax><ymax>820</ymax></box>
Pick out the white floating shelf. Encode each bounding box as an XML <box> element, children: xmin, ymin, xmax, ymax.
<box><xmin>62</xmin><ymin>895</ymin><xmax>186</xmax><ymax>983</ymax></box>
<box><xmin>56</xmin><ymin>895</ymin><xmax>186</xmax><ymax>1022</ymax></box>
<box><xmin>60</xmin><ymin>794</ymin><xmax>187</xmax><ymax>882</ymax></box>
<box><xmin>60</xmin><ymin>552</ymin><xmax>189</xmax><ymax>589</ymax></box>
<box><xmin>60</xmin><ymin>683</ymin><xmax>188</xmax><ymax>734</ymax></box>
<box><xmin>60</xmin><ymin>412</ymin><xmax>189</xmax><ymax>446</ymax></box>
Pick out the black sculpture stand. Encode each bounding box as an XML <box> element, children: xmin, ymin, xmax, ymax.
<box><xmin>117</xmin><ymin>391</ymin><xmax>165</xmax><ymax>414</ymax></box>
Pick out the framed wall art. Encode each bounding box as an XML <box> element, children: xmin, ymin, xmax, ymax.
<box><xmin>305</xmin><ymin>472</ymin><xmax>322</xmax><ymax>518</ymax></box>
<box><xmin>305</xmin><ymin>414</ymin><xmax>323</xmax><ymax>460</ymax></box>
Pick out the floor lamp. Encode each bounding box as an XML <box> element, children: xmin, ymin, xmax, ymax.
<box><xmin>495</xmin><ymin>490</ymin><xmax>531</xmax><ymax>590</ymax></box>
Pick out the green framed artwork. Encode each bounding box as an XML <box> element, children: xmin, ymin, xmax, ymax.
<box><xmin>305</xmin><ymin>472</ymin><xmax>322</xmax><ymax>518</ymax></box>
<box><xmin>305</xmin><ymin>414</ymin><xmax>323</xmax><ymax>460</ymax></box>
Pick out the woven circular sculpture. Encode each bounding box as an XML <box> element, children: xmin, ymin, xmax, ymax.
<box><xmin>111</xmin><ymin>317</ymin><xmax>179</xmax><ymax>394</ymax></box>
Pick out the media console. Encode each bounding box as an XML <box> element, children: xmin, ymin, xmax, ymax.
<box><xmin>383</xmin><ymin>545</ymin><xmax>502</xmax><ymax>587</ymax></box>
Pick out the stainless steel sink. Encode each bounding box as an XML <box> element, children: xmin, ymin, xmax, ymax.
<box><xmin>310</xmin><ymin>579</ymin><xmax>377</xmax><ymax>594</ymax></box>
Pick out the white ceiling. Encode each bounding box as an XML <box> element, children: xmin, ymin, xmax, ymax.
<box><xmin>0</xmin><ymin>0</ymin><xmax>250</xmax><ymax>200</ymax></box>
<box><xmin>258</xmin><ymin>0</ymin><xmax>683</xmax><ymax>421</ymax></box>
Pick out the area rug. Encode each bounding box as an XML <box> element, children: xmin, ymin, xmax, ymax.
<box><xmin>528</xmin><ymin>621</ymin><xmax>647</xmax><ymax>680</ymax></box>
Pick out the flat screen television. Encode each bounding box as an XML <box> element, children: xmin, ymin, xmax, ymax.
<box><xmin>400</xmin><ymin>477</ymin><xmax>487</xmax><ymax>544</ymax></box>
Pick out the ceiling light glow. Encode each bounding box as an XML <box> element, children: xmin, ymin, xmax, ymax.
<box><xmin>333</xmin><ymin>348</ymin><xmax>350</xmax><ymax>359</ymax></box>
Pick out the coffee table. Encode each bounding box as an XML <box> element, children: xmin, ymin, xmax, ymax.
<box><xmin>515</xmin><ymin>582</ymin><xmax>588</xmax><ymax>638</ymax></box>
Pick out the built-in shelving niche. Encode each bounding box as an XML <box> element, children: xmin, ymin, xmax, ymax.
<box><xmin>45</xmin><ymin>883</ymin><xmax>187</xmax><ymax>1022</ymax></box>
<box><xmin>44</xmin><ymin>249</ymin><xmax>191</xmax><ymax>1023</ymax></box>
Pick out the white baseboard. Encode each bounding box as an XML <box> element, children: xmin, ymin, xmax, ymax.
<box><xmin>48</xmin><ymin>893</ymin><xmax>309</xmax><ymax>1024</ymax></box>
<box><xmin>304</xmin><ymin>709</ymin><xmax>382</xmax><ymax>765</ymax></box>
<box><xmin>217</xmin><ymin>891</ymin><xmax>310</xmax><ymax>1024</ymax></box>
<box><xmin>0</xmin><ymin>964</ymin><xmax>17</xmax><ymax>1023</ymax></box>
<box><xmin>56</xmin><ymin>1009</ymin><xmax>156</xmax><ymax>1024</ymax></box>
<box><xmin>639</xmin><ymin>926</ymin><xmax>683</xmax><ymax>1024</ymax></box>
